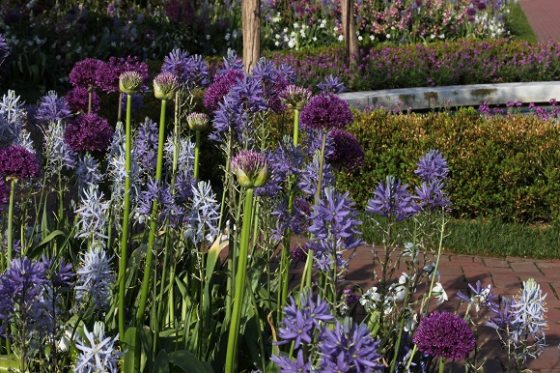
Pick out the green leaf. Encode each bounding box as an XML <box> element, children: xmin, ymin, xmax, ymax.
<box><xmin>29</xmin><ymin>230</ymin><xmax>65</xmax><ymax>256</ymax></box>
<box><xmin>152</xmin><ymin>350</ymin><xmax>170</xmax><ymax>373</ymax></box>
<box><xmin>0</xmin><ymin>355</ymin><xmax>19</xmax><ymax>371</ymax></box>
<box><xmin>168</xmin><ymin>350</ymin><xmax>213</xmax><ymax>373</ymax></box>
<box><xmin>122</xmin><ymin>327</ymin><xmax>137</xmax><ymax>373</ymax></box>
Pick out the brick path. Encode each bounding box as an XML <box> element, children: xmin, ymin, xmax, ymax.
<box><xmin>519</xmin><ymin>0</ymin><xmax>560</xmax><ymax>41</ymax></box>
<box><xmin>344</xmin><ymin>248</ymin><xmax>560</xmax><ymax>371</ymax></box>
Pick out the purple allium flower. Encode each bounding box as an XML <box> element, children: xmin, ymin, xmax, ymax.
<box><xmin>231</xmin><ymin>150</ymin><xmax>269</xmax><ymax>188</ymax></box>
<box><xmin>69</xmin><ymin>58</ymin><xmax>104</xmax><ymax>88</ymax></box>
<box><xmin>65</xmin><ymin>86</ymin><xmax>100</xmax><ymax>113</ymax></box>
<box><xmin>271</xmin><ymin>349</ymin><xmax>311</xmax><ymax>373</ymax></box>
<box><xmin>319</xmin><ymin>320</ymin><xmax>382</xmax><ymax>372</ymax></box>
<box><xmin>0</xmin><ymin>145</ymin><xmax>40</xmax><ymax>179</ymax></box>
<box><xmin>204</xmin><ymin>69</ymin><xmax>245</xmax><ymax>112</ymax></box>
<box><xmin>162</xmin><ymin>49</ymin><xmax>210</xmax><ymax>88</ymax></box>
<box><xmin>415</xmin><ymin>150</ymin><xmax>449</xmax><ymax>182</ymax></box>
<box><xmin>153</xmin><ymin>72</ymin><xmax>179</xmax><ymax>100</ymax></box>
<box><xmin>317</xmin><ymin>74</ymin><xmax>346</xmax><ymax>94</ymax></box>
<box><xmin>96</xmin><ymin>56</ymin><xmax>149</xmax><ymax>94</ymax></box>
<box><xmin>281</xmin><ymin>85</ymin><xmax>312</xmax><ymax>110</ymax></box>
<box><xmin>413</xmin><ymin>312</ymin><xmax>475</xmax><ymax>361</ymax></box>
<box><xmin>187</xmin><ymin>112</ymin><xmax>209</xmax><ymax>131</ymax></box>
<box><xmin>327</xmin><ymin>129</ymin><xmax>364</xmax><ymax>171</ymax></box>
<box><xmin>300</xmin><ymin>93</ymin><xmax>353</xmax><ymax>131</ymax></box>
<box><xmin>367</xmin><ymin>176</ymin><xmax>419</xmax><ymax>221</ymax></box>
<box><xmin>415</xmin><ymin>180</ymin><xmax>450</xmax><ymax>210</ymax></box>
<box><xmin>0</xmin><ymin>34</ymin><xmax>10</xmax><ymax>65</ymax></box>
<box><xmin>64</xmin><ymin>114</ymin><xmax>113</xmax><ymax>154</ymax></box>
<box><xmin>35</xmin><ymin>91</ymin><xmax>72</xmax><ymax>123</ymax></box>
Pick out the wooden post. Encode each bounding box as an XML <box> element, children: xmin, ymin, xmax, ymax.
<box><xmin>341</xmin><ymin>0</ymin><xmax>359</xmax><ymax>64</ymax></box>
<box><xmin>242</xmin><ymin>0</ymin><xmax>261</xmax><ymax>73</ymax></box>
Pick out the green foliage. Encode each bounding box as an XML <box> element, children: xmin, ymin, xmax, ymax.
<box><xmin>339</xmin><ymin>109</ymin><xmax>560</xmax><ymax>223</ymax></box>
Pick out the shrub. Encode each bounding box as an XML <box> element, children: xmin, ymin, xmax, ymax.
<box><xmin>339</xmin><ymin>109</ymin><xmax>560</xmax><ymax>223</ymax></box>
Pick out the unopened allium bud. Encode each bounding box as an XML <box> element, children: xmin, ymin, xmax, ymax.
<box><xmin>281</xmin><ymin>85</ymin><xmax>312</xmax><ymax>110</ymax></box>
<box><xmin>119</xmin><ymin>71</ymin><xmax>143</xmax><ymax>94</ymax></box>
<box><xmin>231</xmin><ymin>150</ymin><xmax>269</xmax><ymax>188</ymax></box>
<box><xmin>153</xmin><ymin>72</ymin><xmax>178</xmax><ymax>100</ymax></box>
<box><xmin>187</xmin><ymin>112</ymin><xmax>209</xmax><ymax>131</ymax></box>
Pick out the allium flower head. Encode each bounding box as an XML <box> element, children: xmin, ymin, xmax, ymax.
<box><xmin>96</xmin><ymin>56</ymin><xmax>149</xmax><ymax>94</ymax></box>
<box><xmin>0</xmin><ymin>34</ymin><xmax>9</xmax><ymax>65</ymax></box>
<box><xmin>231</xmin><ymin>150</ymin><xmax>269</xmax><ymax>188</ymax></box>
<box><xmin>317</xmin><ymin>74</ymin><xmax>346</xmax><ymax>94</ymax></box>
<box><xmin>35</xmin><ymin>91</ymin><xmax>72</xmax><ymax>123</ymax></box>
<box><xmin>203</xmin><ymin>69</ymin><xmax>245</xmax><ymax>112</ymax></box>
<box><xmin>0</xmin><ymin>145</ymin><xmax>40</xmax><ymax>180</ymax></box>
<box><xmin>153</xmin><ymin>72</ymin><xmax>179</xmax><ymax>100</ymax></box>
<box><xmin>413</xmin><ymin>311</ymin><xmax>475</xmax><ymax>361</ymax></box>
<box><xmin>66</xmin><ymin>87</ymin><xmax>100</xmax><ymax>113</ymax></box>
<box><xmin>187</xmin><ymin>112</ymin><xmax>209</xmax><ymax>131</ymax></box>
<box><xmin>415</xmin><ymin>150</ymin><xmax>449</xmax><ymax>182</ymax></box>
<box><xmin>367</xmin><ymin>176</ymin><xmax>419</xmax><ymax>221</ymax></box>
<box><xmin>300</xmin><ymin>93</ymin><xmax>353</xmax><ymax>131</ymax></box>
<box><xmin>119</xmin><ymin>71</ymin><xmax>143</xmax><ymax>94</ymax></box>
<box><xmin>327</xmin><ymin>129</ymin><xmax>364</xmax><ymax>171</ymax></box>
<box><xmin>64</xmin><ymin>114</ymin><xmax>114</xmax><ymax>154</ymax></box>
<box><xmin>75</xmin><ymin>321</ymin><xmax>120</xmax><ymax>373</ymax></box>
<box><xmin>69</xmin><ymin>58</ymin><xmax>104</xmax><ymax>88</ymax></box>
<box><xmin>281</xmin><ymin>85</ymin><xmax>311</xmax><ymax>110</ymax></box>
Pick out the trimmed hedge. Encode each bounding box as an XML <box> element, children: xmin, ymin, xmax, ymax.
<box><xmin>339</xmin><ymin>109</ymin><xmax>560</xmax><ymax>223</ymax></box>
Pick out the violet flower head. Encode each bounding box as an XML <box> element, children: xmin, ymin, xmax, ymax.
<box><xmin>204</xmin><ymin>69</ymin><xmax>245</xmax><ymax>112</ymax></box>
<box><xmin>64</xmin><ymin>113</ymin><xmax>114</xmax><ymax>154</ymax></box>
<box><xmin>256</xmin><ymin>143</ymin><xmax>303</xmax><ymax>197</ymax></box>
<box><xmin>0</xmin><ymin>34</ymin><xmax>9</xmax><ymax>65</ymax></box>
<box><xmin>96</xmin><ymin>56</ymin><xmax>149</xmax><ymax>94</ymax></box>
<box><xmin>231</xmin><ymin>150</ymin><xmax>269</xmax><ymax>188</ymax></box>
<box><xmin>415</xmin><ymin>150</ymin><xmax>449</xmax><ymax>182</ymax></box>
<box><xmin>35</xmin><ymin>91</ymin><xmax>72</xmax><ymax>123</ymax></box>
<box><xmin>271</xmin><ymin>349</ymin><xmax>311</xmax><ymax>373</ymax></box>
<box><xmin>319</xmin><ymin>319</ymin><xmax>383</xmax><ymax>372</ymax></box>
<box><xmin>511</xmin><ymin>278</ymin><xmax>547</xmax><ymax>340</ymax></box>
<box><xmin>69</xmin><ymin>58</ymin><xmax>104</xmax><ymax>88</ymax></box>
<box><xmin>153</xmin><ymin>72</ymin><xmax>179</xmax><ymax>100</ymax></box>
<box><xmin>327</xmin><ymin>128</ymin><xmax>364</xmax><ymax>171</ymax></box>
<box><xmin>367</xmin><ymin>176</ymin><xmax>419</xmax><ymax>221</ymax></box>
<box><xmin>65</xmin><ymin>86</ymin><xmax>100</xmax><ymax>113</ymax></box>
<box><xmin>134</xmin><ymin>117</ymin><xmax>158</xmax><ymax>174</ymax></box>
<box><xmin>298</xmin><ymin>152</ymin><xmax>335</xmax><ymax>197</ymax></box>
<box><xmin>415</xmin><ymin>180</ymin><xmax>450</xmax><ymax>211</ymax></box>
<box><xmin>251</xmin><ymin>59</ymin><xmax>295</xmax><ymax>113</ymax></box>
<box><xmin>300</xmin><ymin>93</ymin><xmax>353</xmax><ymax>131</ymax></box>
<box><xmin>413</xmin><ymin>311</ymin><xmax>475</xmax><ymax>361</ymax></box>
<box><xmin>217</xmin><ymin>49</ymin><xmax>244</xmax><ymax>77</ymax></box>
<box><xmin>162</xmin><ymin>49</ymin><xmax>210</xmax><ymax>88</ymax></box>
<box><xmin>186</xmin><ymin>181</ymin><xmax>220</xmax><ymax>246</ymax></box>
<box><xmin>317</xmin><ymin>74</ymin><xmax>346</xmax><ymax>94</ymax></box>
<box><xmin>0</xmin><ymin>145</ymin><xmax>40</xmax><ymax>180</ymax></box>
<box><xmin>281</xmin><ymin>85</ymin><xmax>312</xmax><ymax>110</ymax></box>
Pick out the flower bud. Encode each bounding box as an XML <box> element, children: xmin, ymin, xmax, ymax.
<box><xmin>231</xmin><ymin>150</ymin><xmax>269</xmax><ymax>188</ymax></box>
<box><xmin>281</xmin><ymin>85</ymin><xmax>312</xmax><ymax>110</ymax></box>
<box><xmin>119</xmin><ymin>71</ymin><xmax>143</xmax><ymax>94</ymax></box>
<box><xmin>187</xmin><ymin>112</ymin><xmax>210</xmax><ymax>131</ymax></box>
<box><xmin>153</xmin><ymin>72</ymin><xmax>178</xmax><ymax>100</ymax></box>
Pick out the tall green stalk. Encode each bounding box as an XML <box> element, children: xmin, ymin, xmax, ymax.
<box><xmin>292</xmin><ymin>109</ymin><xmax>300</xmax><ymax>146</ymax></box>
<box><xmin>7</xmin><ymin>178</ymin><xmax>16</xmax><ymax>262</ymax></box>
<box><xmin>117</xmin><ymin>94</ymin><xmax>133</xmax><ymax>340</ymax></box>
<box><xmin>194</xmin><ymin>130</ymin><xmax>201</xmax><ymax>179</ymax></box>
<box><xmin>225</xmin><ymin>188</ymin><xmax>255</xmax><ymax>373</ymax></box>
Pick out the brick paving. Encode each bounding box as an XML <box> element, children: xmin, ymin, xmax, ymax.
<box><xmin>344</xmin><ymin>247</ymin><xmax>560</xmax><ymax>371</ymax></box>
<box><xmin>519</xmin><ymin>0</ymin><xmax>560</xmax><ymax>41</ymax></box>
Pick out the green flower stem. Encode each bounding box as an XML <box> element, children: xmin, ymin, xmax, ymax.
<box><xmin>170</xmin><ymin>91</ymin><xmax>181</xmax><ymax>191</ymax></box>
<box><xmin>439</xmin><ymin>357</ymin><xmax>445</xmax><ymax>373</ymax></box>
<box><xmin>292</xmin><ymin>109</ymin><xmax>300</xmax><ymax>146</ymax></box>
<box><xmin>117</xmin><ymin>93</ymin><xmax>123</xmax><ymax>122</ymax></box>
<box><xmin>117</xmin><ymin>94</ymin><xmax>133</xmax><ymax>340</ymax></box>
<box><xmin>135</xmin><ymin>99</ymin><xmax>167</xmax><ymax>368</ymax></box>
<box><xmin>87</xmin><ymin>85</ymin><xmax>93</xmax><ymax>114</ymax></box>
<box><xmin>7</xmin><ymin>178</ymin><xmax>16</xmax><ymax>262</ymax></box>
<box><xmin>194</xmin><ymin>130</ymin><xmax>201</xmax><ymax>179</ymax></box>
<box><xmin>225</xmin><ymin>188</ymin><xmax>255</xmax><ymax>373</ymax></box>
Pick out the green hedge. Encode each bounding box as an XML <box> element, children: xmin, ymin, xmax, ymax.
<box><xmin>339</xmin><ymin>109</ymin><xmax>560</xmax><ymax>223</ymax></box>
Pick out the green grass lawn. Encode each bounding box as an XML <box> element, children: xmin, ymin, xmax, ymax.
<box><xmin>362</xmin><ymin>217</ymin><xmax>560</xmax><ymax>259</ymax></box>
<box><xmin>506</xmin><ymin>2</ymin><xmax>538</xmax><ymax>42</ymax></box>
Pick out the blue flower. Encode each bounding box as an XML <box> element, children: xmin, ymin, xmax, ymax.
<box><xmin>317</xmin><ymin>74</ymin><xmax>346</xmax><ymax>94</ymax></box>
<box><xmin>35</xmin><ymin>91</ymin><xmax>72</xmax><ymax>123</ymax></box>
<box><xmin>162</xmin><ymin>49</ymin><xmax>210</xmax><ymax>89</ymax></box>
<box><xmin>415</xmin><ymin>150</ymin><xmax>449</xmax><ymax>182</ymax></box>
<box><xmin>415</xmin><ymin>180</ymin><xmax>450</xmax><ymax>211</ymax></box>
<box><xmin>75</xmin><ymin>321</ymin><xmax>120</xmax><ymax>373</ymax></box>
<box><xmin>298</xmin><ymin>153</ymin><xmax>335</xmax><ymax>197</ymax></box>
<box><xmin>367</xmin><ymin>176</ymin><xmax>419</xmax><ymax>221</ymax></box>
<box><xmin>75</xmin><ymin>248</ymin><xmax>115</xmax><ymax>312</ymax></box>
<box><xmin>271</xmin><ymin>349</ymin><xmax>311</xmax><ymax>373</ymax></box>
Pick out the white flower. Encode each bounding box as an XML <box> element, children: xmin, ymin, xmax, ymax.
<box><xmin>338</xmin><ymin>34</ymin><xmax>344</xmax><ymax>42</ymax></box>
<box><xmin>225</xmin><ymin>33</ymin><xmax>230</xmax><ymax>41</ymax></box>
<box><xmin>386</xmin><ymin>34</ymin><xmax>391</xmax><ymax>39</ymax></box>
<box><xmin>432</xmin><ymin>282</ymin><xmax>448</xmax><ymax>305</ymax></box>
<box><xmin>275</xmin><ymin>34</ymin><xmax>280</xmax><ymax>40</ymax></box>
<box><xmin>430</xmin><ymin>34</ymin><xmax>436</xmax><ymax>39</ymax></box>
<box><xmin>74</xmin><ymin>322</ymin><xmax>120</xmax><ymax>373</ymax></box>
<box><xmin>293</xmin><ymin>22</ymin><xmax>299</xmax><ymax>29</ymax></box>
<box><xmin>312</xmin><ymin>37</ymin><xmax>318</xmax><ymax>42</ymax></box>
<box><xmin>358</xmin><ymin>35</ymin><xmax>363</xmax><ymax>41</ymax></box>
<box><xmin>274</xmin><ymin>41</ymin><xmax>280</xmax><ymax>47</ymax></box>
<box><xmin>288</xmin><ymin>39</ymin><xmax>296</xmax><ymax>49</ymax></box>
<box><xmin>361</xmin><ymin>287</ymin><xmax>394</xmax><ymax>315</ymax></box>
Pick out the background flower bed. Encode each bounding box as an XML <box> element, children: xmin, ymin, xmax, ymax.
<box><xmin>339</xmin><ymin>108</ymin><xmax>560</xmax><ymax>224</ymax></box>
<box><xmin>269</xmin><ymin>39</ymin><xmax>560</xmax><ymax>91</ymax></box>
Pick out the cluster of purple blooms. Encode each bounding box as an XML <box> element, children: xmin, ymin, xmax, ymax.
<box><xmin>478</xmin><ymin>99</ymin><xmax>560</xmax><ymax>121</ymax></box>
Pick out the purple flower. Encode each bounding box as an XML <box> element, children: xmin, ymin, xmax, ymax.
<box><xmin>217</xmin><ymin>50</ymin><xmax>244</xmax><ymax>77</ymax></box>
<box><xmin>367</xmin><ymin>176</ymin><xmax>419</xmax><ymax>221</ymax></box>
<box><xmin>298</xmin><ymin>153</ymin><xmax>334</xmax><ymax>197</ymax></box>
<box><xmin>65</xmin><ymin>87</ymin><xmax>100</xmax><ymax>113</ymax></box>
<box><xmin>327</xmin><ymin>129</ymin><xmax>364</xmax><ymax>171</ymax></box>
<box><xmin>300</xmin><ymin>93</ymin><xmax>353</xmax><ymax>131</ymax></box>
<box><xmin>317</xmin><ymin>75</ymin><xmax>346</xmax><ymax>94</ymax></box>
<box><xmin>271</xmin><ymin>350</ymin><xmax>311</xmax><ymax>373</ymax></box>
<box><xmin>135</xmin><ymin>118</ymin><xmax>158</xmax><ymax>174</ymax></box>
<box><xmin>413</xmin><ymin>312</ymin><xmax>475</xmax><ymax>361</ymax></box>
<box><xmin>271</xmin><ymin>197</ymin><xmax>310</xmax><ymax>242</ymax></box>
<box><xmin>0</xmin><ymin>145</ymin><xmax>40</xmax><ymax>180</ymax></box>
<box><xmin>256</xmin><ymin>143</ymin><xmax>303</xmax><ymax>197</ymax></box>
<box><xmin>162</xmin><ymin>49</ymin><xmax>209</xmax><ymax>89</ymax></box>
<box><xmin>0</xmin><ymin>34</ymin><xmax>10</xmax><ymax>65</ymax></box>
<box><xmin>252</xmin><ymin>59</ymin><xmax>295</xmax><ymax>113</ymax></box>
<box><xmin>35</xmin><ymin>91</ymin><xmax>72</xmax><ymax>123</ymax></box>
<box><xmin>415</xmin><ymin>150</ymin><xmax>449</xmax><ymax>182</ymax></box>
<box><xmin>415</xmin><ymin>180</ymin><xmax>450</xmax><ymax>210</ymax></box>
<box><xmin>231</xmin><ymin>150</ymin><xmax>269</xmax><ymax>188</ymax></box>
<box><xmin>69</xmin><ymin>58</ymin><xmax>104</xmax><ymax>88</ymax></box>
<box><xmin>204</xmin><ymin>69</ymin><xmax>245</xmax><ymax>112</ymax></box>
<box><xmin>64</xmin><ymin>114</ymin><xmax>114</xmax><ymax>154</ymax></box>
<box><xmin>96</xmin><ymin>56</ymin><xmax>149</xmax><ymax>94</ymax></box>
<box><xmin>319</xmin><ymin>320</ymin><xmax>382</xmax><ymax>372</ymax></box>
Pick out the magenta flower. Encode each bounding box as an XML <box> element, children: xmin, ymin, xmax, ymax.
<box><xmin>327</xmin><ymin>129</ymin><xmax>364</xmax><ymax>171</ymax></box>
<box><xmin>69</xmin><ymin>58</ymin><xmax>104</xmax><ymax>88</ymax></box>
<box><xmin>65</xmin><ymin>87</ymin><xmax>100</xmax><ymax>113</ymax></box>
<box><xmin>203</xmin><ymin>69</ymin><xmax>245</xmax><ymax>112</ymax></box>
<box><xmin>64</xmin><ymin>114</ymin><xmax>114</xmax><ymax>154</ymax></box>
<box><xmin>0</xmin><ymin>145</ymin><xmax>40</xmax><ymax>180</ymax></box>
<box><xmin>300</xmin><ymin>93</ymin><xmax>353</xmax><ymax>131</ymax></box>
